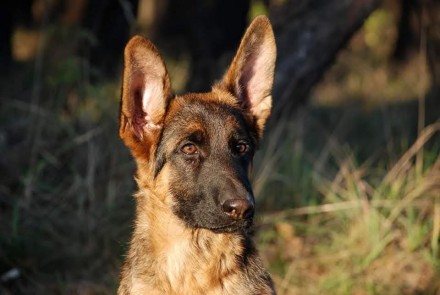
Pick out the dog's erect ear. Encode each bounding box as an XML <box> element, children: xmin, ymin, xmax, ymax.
<box><xmin>220</xmin><ymin>16</ymin><xmax>276</xmax><ymax>137</ymax></box>
<box><xmin>119</xmin><ymin>36</ymin><xmax>171</xmax><ymax>144</ymax></box>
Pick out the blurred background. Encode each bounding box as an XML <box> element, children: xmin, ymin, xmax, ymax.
<box><xmin>0</xmin><ymin>0</ymin><xmax>439</xmax><ymax>294</ymax></box>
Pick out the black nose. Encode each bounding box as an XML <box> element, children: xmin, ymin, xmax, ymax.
<box><xmin>222</xmin><ymin>199</ymin><xmax>254</xmax><ymax>220</ymax></box>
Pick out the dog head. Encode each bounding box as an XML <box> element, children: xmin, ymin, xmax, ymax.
<box><xmin>119</xmin><ymin>16</ymin><xmax>276</xmax><ymax>233</ymax></box>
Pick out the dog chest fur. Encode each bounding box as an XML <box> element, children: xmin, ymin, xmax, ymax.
<box><xmin>119</xmin><ymin>189</ymin><xmax>273</xmax><ymax>295</ymax></box>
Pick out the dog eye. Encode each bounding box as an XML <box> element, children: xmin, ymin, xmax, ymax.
<box><xmin>181</xmin><ymin>143</ymin><xmax>198</xmax><ymax>155</ymax></box>
<box><xmin>235</xmin><ymin>142</ymin><xmax>249</xmax><ymax>154</ymax></box>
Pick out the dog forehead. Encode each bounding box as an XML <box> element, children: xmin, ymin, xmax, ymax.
<box><xmin>164</xmin><ymin>93</ymin><xmax>246</xmax><ymax>136</ymax></box>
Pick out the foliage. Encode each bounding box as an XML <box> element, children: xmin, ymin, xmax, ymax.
<box><xmin>256</xmin><ymin>120</ymin><xmax>440</xmax><ymax>294</ymax></box>
<box><xmin>1</xmin><ymin>3</ymin><xmax>440</xmax><ymax>295</ymax></box>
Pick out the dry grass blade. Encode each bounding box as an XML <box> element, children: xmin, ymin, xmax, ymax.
<box><xmin>383</xmin><ymin>122</ymin><xmax>440</xmax><ymax>184</ymax></box>
<box><xmin>384</xmin><ymin>148</ymin><xmax>440</xmax><ymax>231</ymax></box>
<box><xmin>253</xmin><ymin>117</ymin><xmax>290</xmax><ymax>196</ymax></box>
<box><xmin>433</xmin><ymin>197</ymin><xmax>440</xmax><ymax>258</ymax></box>
<box><xmin>261</xmin><ymin>199</ymin><xmax>432</xmax><ymax>223</ymax></box>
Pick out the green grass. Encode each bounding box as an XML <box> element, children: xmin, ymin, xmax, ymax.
<box><xmin>1</xmin><ymin>6</ymin><xmax>440</xmax><ymax>293</ymax></box>
<box><xmin>2</xmin><ymin>68</ymin><xmax>439</xmax><ymax>293</ymax></box>
<box><xmin>256</xmin><ymin>119</ymin><xmax>440</xmax><ymax>295</ymax></box>
<box><xmin>0</xmin><ymin>77</ymin><xmax>135</xmax><ymax>293</ymax></box>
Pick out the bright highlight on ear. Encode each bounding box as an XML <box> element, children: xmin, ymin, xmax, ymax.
<box><xmin>220</xmin><ymin>16</ymin><xmax>276</xmax><ymax>138</ymax></box>
<box><xmin>120</xmin><ymin>36</ymin><xmax>171</xmax><ymax>140</ymax></box>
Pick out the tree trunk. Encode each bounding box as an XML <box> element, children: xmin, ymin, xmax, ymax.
<box><xmin>270</xmin><ymin>0</ymin><xmax>380</xmax><ymax>118</ymax></box>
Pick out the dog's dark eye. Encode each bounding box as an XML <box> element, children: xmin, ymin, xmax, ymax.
<box><xmin>235</xmin><ymin>142</ymin><xmax>249</xmax><ymax>154</ymax></box>
<box><xmin>181</xmin><ymin>143</ymin><xmax>198</xmax><ymax>155</ymax></box>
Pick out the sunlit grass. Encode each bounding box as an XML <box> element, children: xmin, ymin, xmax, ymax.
<box><xmin>2</xmin><ymin>68</ymin><xmax>439</xmax><ymax>294</ymax></box>
<box><xmin>256</xmin><ymin>119</ymin><xmax>440</xmax><ymax>294</ymax></box>
<box><xmin>2</xmin><ymin>3</ymin><xmax>440</xmax><ymax>293</ymax></box>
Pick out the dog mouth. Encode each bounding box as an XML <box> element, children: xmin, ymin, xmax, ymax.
<box><xmin>209</xmin><ymin>218</ymin><xmax>253</xmax><ymax>233</ymax></box>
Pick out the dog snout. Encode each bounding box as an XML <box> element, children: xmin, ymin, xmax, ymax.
<box><xmin>221</xmin><ymin>198</ymin><xmax>254</xmax><ymax>220</ymax></box>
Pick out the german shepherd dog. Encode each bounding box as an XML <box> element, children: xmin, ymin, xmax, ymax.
<box><xmin>118</xmin><ymin>16</ymin><xmax>276</xmax><ymax>295</ymax></box>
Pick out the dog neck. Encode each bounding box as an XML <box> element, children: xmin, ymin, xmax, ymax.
<box><xmin>122</xmin><ymin>186</ymin><xmax>258</xmax><ymax>294</ymax></box>
<box><xmin>118</xmin><ymin>162</ymin><xmax>274</xmax><ymax>295</ymax></box>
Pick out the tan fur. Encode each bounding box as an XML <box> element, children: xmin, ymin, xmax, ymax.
<box><xmin>119</xmin><ymin>165</ymin><xmax>273</xmax><ymax>295</ymax></box>
<box><xmin>219</xmin><ymin>16</ymin><xmax>276</xmax><ymax>138</ymax></box>
<box><xmin>118</xmin><ymin>16</ymin><xmax>276</xmax><ymax>295</ymax></box>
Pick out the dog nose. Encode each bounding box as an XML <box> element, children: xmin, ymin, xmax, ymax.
<box><xmin>222</xmin><ymin>199</ymin><xmax>254</xmax><ymax>220</ymax></box>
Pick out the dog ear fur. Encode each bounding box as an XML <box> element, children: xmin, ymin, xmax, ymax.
<box><xmin>119</xmin><ymin>36</ymin><xmax>171</xmax><ymax>143</ymax></box>
<box><xmin>220</xmin><ymin>16</ymin><xmax>276</xmax><ymax>138</ymax></box>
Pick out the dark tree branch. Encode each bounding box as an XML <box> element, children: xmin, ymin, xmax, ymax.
<box><xmin>270</xmin><ymin>0</ymin><xmax>380</xmax><ymax>118</ymax></box>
